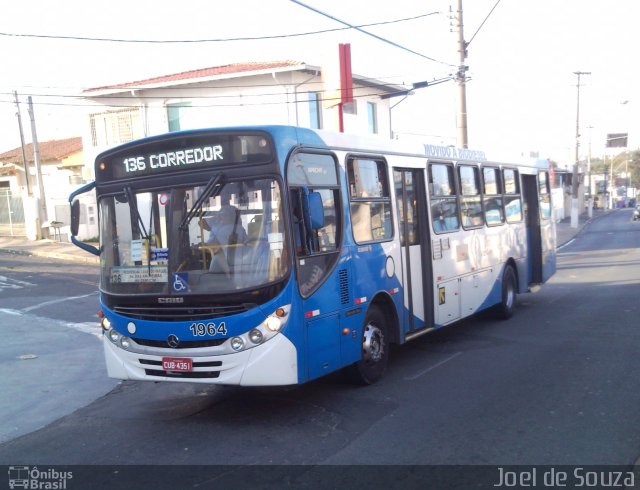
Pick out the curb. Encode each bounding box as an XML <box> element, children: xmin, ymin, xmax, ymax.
<box><xmin>557</xmin><ymin>210</ymin><xmax>613</xmax><ymax>248</ymax></box>
<box><xmin>0</xmin><ymin>245</ymin><xmax>100</xmax><ymax>265</ymax></box>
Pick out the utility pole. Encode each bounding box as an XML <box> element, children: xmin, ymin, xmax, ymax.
<box><xmin>13</xmin><ymin>91</ymin><xmax>32</xmax><ymax>197</ymax></box>
<box><xmin>453</xmin><ymin>0</ymin><xmax>469</xmax><ymax>148</ymax></box>
<box><xmin>571</xmin><ymin>71</ymin><xmax>590</xmax><ymax>228</ymax></box>
<box><xmin>27</xmin><ymin>96</ymin><xmax>49</xmax><ymax>238</ymax></box>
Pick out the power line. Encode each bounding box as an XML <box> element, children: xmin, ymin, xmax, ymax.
<box><xmin>0</xmin><ymin>12</ymin><xmax>440</xmax><ymax>44</ymax></box>
<box><xmin>466</xmin><ymin>0</ymin><xmax>502</xmax><ymax>47</ymax></box>
<box><xmin>0</xmin><ymin>76</ymin><xmax>412</xmax><ymax>97</ymax></box>
<box><xmin>1</xmin><ymin>80</ymin><xmax>414</xmax><ymax>102</ymax></box>
<box><xmin>0</xmin><ymin>72</ymin><xmax>419</xmax><ymax>93</ymax></box>
<box><xmin>290</xmin><ymin>0</ymin><xmax>452</xmax><ymax>66</ymax></box>
<box><xmin>1</xmin><ymin>89</ymin><xmax>411</xmax><ymax>110</ymax></box>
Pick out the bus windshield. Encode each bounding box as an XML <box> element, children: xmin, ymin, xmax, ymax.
<box><xmin>99</xmin><ymin>177</ymin><xmax>288</xmax><ymax>296</ymax></box>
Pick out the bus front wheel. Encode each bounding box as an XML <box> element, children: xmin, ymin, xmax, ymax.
<box><xmin>347</xmin><ymin>305</ymin><xmax>389</xmax><ymax>385</ymax></box>
<box><xmin>495</xmin><ymin>265</ymin><xmax>517</xmax><ymax>320</ymax></box>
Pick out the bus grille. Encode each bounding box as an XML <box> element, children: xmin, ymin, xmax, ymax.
<box><xmin>112</xmin><ymin>304</ymin><xmax>249</xmax><ymax>321</ymax></box>
<box><xmin>133</xmin><ymin>338</ymin><xmax>226</xmax><ymax>349</ymax></box>
<box><xmin>144</xmin><ymin>369</ymin><xmax>220</xmax><ymax>379</ymax></box>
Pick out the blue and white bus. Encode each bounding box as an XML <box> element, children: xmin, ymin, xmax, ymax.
<box><xmin>69</xmin><ymin>125</ymin><xmax>555</xmax><ymax>386</ymax></box>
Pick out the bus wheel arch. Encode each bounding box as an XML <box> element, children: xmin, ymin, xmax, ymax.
<box><xmin>346</xmin><ymin>293</ymin><xmax>397</xmax><ymax>385</ymax></box>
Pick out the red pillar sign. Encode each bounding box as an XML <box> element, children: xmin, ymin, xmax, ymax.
<box><xmin>339</xmin><ymin>43</ymin><xmax>353</xmax><ymax>105</ymax></box>
<box><xmin>322</xmin><ymin>43</ymin><xmax>354</xmax><ymax>132</ymax></box>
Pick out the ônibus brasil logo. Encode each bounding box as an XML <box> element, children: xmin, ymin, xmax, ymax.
<box><xmin>8</xmin><ymin>466</ymin><xmax>73</xmax><ymax>489</ymax></box>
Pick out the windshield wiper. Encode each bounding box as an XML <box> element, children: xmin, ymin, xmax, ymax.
<box><xmin>179</xmin><ymin>173</ymin><xmax>225</xmax><ymax>230</ymax></box>
<box><xmin>124</xmin><ymin>186</ymin><xmax>150</xmax><ymax>240</ymax></box>
<box><xmin>124</xmin><ymin>185</ymin><xmax>152</xmax><ymax>273</ymax></box>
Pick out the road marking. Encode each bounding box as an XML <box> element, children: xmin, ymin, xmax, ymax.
<box><xmin>404</xmin><ymin>352</ymin><xmax>462</xmax><ymax>381</ymax></box>
<box><xmin>0</xmin><ymin>275</ymin><xmax>35</xmax><ymax>292</ymax></box>
<box><xmin>0</xmin><ymin>308</ymin><xmax>101</xmax><ymax>339</ymax></box>
<box><xmin>21</xmin><ymin>291</ymin><xmax>99</xmax><ymax>313</ymax></box>
<box><xmin>557</xmin><ymin>239</ymin><xmax>575</xmax><ymax>250</ymax></box>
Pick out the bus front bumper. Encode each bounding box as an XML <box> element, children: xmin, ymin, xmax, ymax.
<box><xmin>103</xmin><ymin>334</ymin><xmax>298</xmax><ymax>386</ymax></box>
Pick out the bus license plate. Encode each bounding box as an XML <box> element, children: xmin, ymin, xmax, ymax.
<box><xmin>162</xmin><ymin>357</ymin><xmax>193</xmax><ymax>372</ymax></box>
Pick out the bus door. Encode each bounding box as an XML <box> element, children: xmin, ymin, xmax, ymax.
<box><xmin>522</xmin><ymin>173</ymin><xmax>543</xmax><ymax>284</ymax></box>
<box><xmin>393</xmin><ymin>168</ymin><xmax>433</xmax><ymax>334</ymax></box>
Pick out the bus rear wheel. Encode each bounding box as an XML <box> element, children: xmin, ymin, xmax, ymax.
<box><xmin>495</xmin><ymin>264</ymin><xmax>517</xmax><ymax>320</ymax></box>
<box><xmin>346</xmin><ymin>305</ymin><xmax>389</xmax><ymax>385</ymax></box>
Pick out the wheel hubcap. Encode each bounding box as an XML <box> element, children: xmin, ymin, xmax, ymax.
<box><xmin>362</xmin><ymin>323</ymin><xmax>384</xmax><ymax>363</ymax></box>
<box><xmin>505</xmin><ymin>280</ymin><xmax>515</xmax><ymax>309</ymax></box>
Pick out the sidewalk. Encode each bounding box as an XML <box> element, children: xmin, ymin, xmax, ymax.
<box><xmin>0</xmin><ymin>210</ymin><xmax>609</xmax><ymax>264</ymax></box>
<box><xmin>0</xmin><ymin>235</ymin><xmax>99</xmax><ymax>264</ymax></box>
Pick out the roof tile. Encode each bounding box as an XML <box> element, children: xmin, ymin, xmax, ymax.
<box><xmin>0</xmin><ymin>137</ymin><xmax>82</xmax><ymax>164</ymax></box>
<box><xmin>84</xmin><ymin>61</ymin><xmax>306</xmax><ymax>92</ymax></box>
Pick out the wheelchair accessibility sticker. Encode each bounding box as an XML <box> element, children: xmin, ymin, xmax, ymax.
<box><xmin>173</xmin><ymin>273</ymin><xmax>189</xmax><ymax>292</ymax></box>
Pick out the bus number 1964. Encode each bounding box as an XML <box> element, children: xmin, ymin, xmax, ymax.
<box><xmin>190</xmin><ymin>322</ymin><xmax>227</xmax><ymax>337</ymax></box>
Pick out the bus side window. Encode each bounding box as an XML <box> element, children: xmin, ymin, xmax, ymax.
<box><xmin>429</xmin><ymin>162</ymin><xmax>459</xmax><ymax>233</ymax></box>
<box><xmin>347</xmin><ymin>157</ymin><xmax>393</xmax><ymax>243</ymax></box>
<box><xmin>503</xmin><ymin>168</ymin><xmax>523</xmax><ymax>223</ymax></box>
<box><xmin>291</xmin><ymin>188</ymin><xmax>339</xmax><ymax>256</ymax></box>
<box><xmin>458</xmin><ymin>165</ymin><xmax>484</xmax><ymax>228</ymax></box>
<box><xmin>482</xmin><ymin>167</ymin><xmax>505</xmax><ymax>226</ymax></box>
<box><xmin>286</xmin><ymin>151</ymin><xmax>342</xmax><ymax>297</ymax></box>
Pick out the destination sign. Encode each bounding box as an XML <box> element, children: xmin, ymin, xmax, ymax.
<box><xmin>122</xmin><ymin>145</ymin><xmax>223</xmax><ymax>174</ymax></box>
<box><xmin>424</xmin><ymin>144</ymin><xmax>487</xmax><ymax>162</ymax></box>
<box><xmin>96</xmin><ymin>132</ymin><xmax>273</xmax><ymax>182</ymax></box>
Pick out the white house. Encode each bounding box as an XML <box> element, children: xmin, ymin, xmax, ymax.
<box><xmin>74</xmin><ymin>60</ymin><xmax>407</xmax><ymax>239</ymax></box>
<box><xmin>0</xmin><ymin>137</ymin><xmax>87</xmax><ymax>240</ymax></box>
<box><xmin>82</xmin><ymin>60</ymin><xmax>406</xmax><ymax>172</ymax></box>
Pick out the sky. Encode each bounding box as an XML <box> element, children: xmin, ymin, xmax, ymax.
<box><xmin>1</xmin><ymin>0</ymin><xmax>638</xmax><ymax>167</ymax></box>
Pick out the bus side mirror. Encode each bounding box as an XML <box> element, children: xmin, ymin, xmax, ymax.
<box><xmin>307</xmin><ymin>191</ymin><xmax>324</xmax><ymax>230</ymax></box>
<box><xmin>68</xmin><ymin>181</ymin><xmax>99</xmax><ymax>256</ymax></box>
<box><xmin>70</xmin><ymin>199</ymin><xmax>80</xmax><ymax>236</ymax></box>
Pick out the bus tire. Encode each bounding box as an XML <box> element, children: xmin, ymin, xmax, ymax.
<box><xmin>495</xmin><ymin>264</ymin><xmax>517</xmax><ymax>320</ymax></box>
<box><xmin>346</xmin><ymin>305</ymin><xmax>389</xmax><ymax>385</ymax></box>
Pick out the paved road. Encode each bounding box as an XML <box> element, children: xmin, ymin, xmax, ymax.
<box><xmin>0</xmin><ymin>210</ymin><xmax>638</xmax><ymax>476</ymax></box>
<box><xmin>0</xmin><ymin>256</ymin><xmax>117</xmax><ymax>443</ymax></box>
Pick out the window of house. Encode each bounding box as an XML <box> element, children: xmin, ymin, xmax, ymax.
<box><xmin>367</xmin><ymin>102</ymin><xmax>378</xmax><ymax>134</ymax></box>
<box><xmin>458</xmin><ymin>165</ymin><xmax>483</xmax><ymax>228</ymax></box>
<box><xmin>89</xmin><ymin>108</ymin><xmax>142</xmax><ymax>147</ymax></box>
<box><xmin>347</xmin><ymin>158</ymin><xmax>392</xmax><ymax>243</ymax></box>
<box><xmin>167</xmin><ymin>103</ymin><xmax>192</xmax><ymax>132</ymax></box>
<box><xmin>482</xmin><ymin>167</ymin><xmax>504</xmax><ymax>226</ymax></box>
<box><xmin>429</xmin><ymin>163</ymin><xmax>459</xmax><ymax>233</ymax></box>
<box><xmin>308</xmin><ymin>92</ymin><xmax>322</xmax><ymax>129</ymax></box>
<box><xmin>503</xmin><ymin>168</ymin><xmax>523</xmax><ymax>223</ymax></box>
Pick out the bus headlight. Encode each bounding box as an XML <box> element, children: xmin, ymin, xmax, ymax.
<box><xmin>266</xmin><ymin>316</ymin><xmax>282</xmax><ymax>332</ymax></box>
<box><xmin>101</xmin><ymin>317</ymin><xmax>112</xmax><ymax>332</ymax></box>
<box><xmin>224</xmin><ymin>305</ymin><xmax>290</xmax><ymax>354</ymax></box>
<box><xmin>231</xmin><ymin>337</ymin><xmax>245</xmax><ymax>351</ymax></box>
<box><xmin>249</xmin><ymin>329</ymin><xmax>263</xmax><ymax>344</ymax></box>
<box><xmin>108</xmin><ymin>329</ymin><xmax>120</xmax><ymax>343</ymax></box>
<box><xmin>120</xmin><ymin>337</ymin><xmax>132</xmax><ymax>350</ymax></box>
<box><xmin>265</xmin><ymin>305</ymin><xmax>290</xmax><ymax>331</ymax></box>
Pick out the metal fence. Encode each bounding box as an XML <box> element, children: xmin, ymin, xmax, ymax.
<box><xmin>0</xmin><ymin>189</ymin><xmax>26</xmax><ymax>236</ymax></box>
